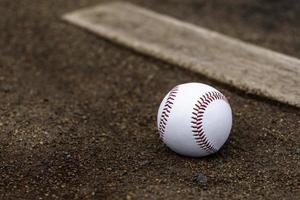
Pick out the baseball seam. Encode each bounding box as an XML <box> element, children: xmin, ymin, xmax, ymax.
<box><xmin>158</xmin><ymin>86</ymin><xmax>179</xmax><ymax>140</ymax></box>
<box><xmin>191</xmin><ymin>91</ymin><xmax>228</xmax><ymax>153</ymax></box>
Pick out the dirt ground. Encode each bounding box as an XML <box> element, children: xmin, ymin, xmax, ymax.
<box><xmin>0</xmin><ymin>0</ymin><xmax>299</xmax><ymax>199</ymax></box>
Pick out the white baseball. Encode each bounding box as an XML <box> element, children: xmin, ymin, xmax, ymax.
<box><xmin>157</xmin><ymin>82</ymin><xmax>232</xmax><ymax>157</ymax></box>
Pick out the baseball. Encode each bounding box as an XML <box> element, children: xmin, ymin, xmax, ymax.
<box><xmin>157</xmin><ymin>83</ymin><xmax>232</xmax><ymax>157</ymax></box>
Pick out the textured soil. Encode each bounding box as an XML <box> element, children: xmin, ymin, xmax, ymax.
<box><xmin>0</xmin><ymin>0</ymin><xmax>299</xmax><ymax>199</ymax></box>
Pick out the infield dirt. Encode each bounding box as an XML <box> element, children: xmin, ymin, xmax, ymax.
<box><xmin>0</xmin><ymin>0</ymin><xmax>299</xmax><ymax>199</ymax></box>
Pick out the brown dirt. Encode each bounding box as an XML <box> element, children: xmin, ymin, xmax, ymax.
<box><xmin>0</xmin><ymin>0</ymin><xmax>299</xmax><ymax>199</ymax></box>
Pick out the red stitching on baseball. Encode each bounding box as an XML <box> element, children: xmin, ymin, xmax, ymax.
<box><xmin>191</xmin><ymin>91</ymin><xmax>228</xmax><ymax>153</ymax></box>
<box><xmin>158</xmin><ymin>86</ymin><xmax>179</xmax><ymax>140</ymax></box>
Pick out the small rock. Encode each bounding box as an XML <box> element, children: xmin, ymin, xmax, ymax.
<box><xmin>139</xmin><ymin>160</ymin><xmax>151</xmax><ymax>166</ymax></box>
<box><xmin>126</xmin><ymin>194</ymin><xmax>132</xmax><ymax>200</ymax></box>
<box><xmin>63</xmin><ymin>151</ymin><xmax>71</xmax><ymax>159</ymax></box>
<box><xmin>0</xmin><ymin>84</ymin><xmax>14</xmax><ymax>93</ymax></box>
<box><xmin>127</xmin><ymin>107</ymin><xmax>135</xmax><ymax>113</ymax></box>
<box><xmin>194</xmin><ymin>173</ymin><xmax>208</xmax><ymax>185</ymax></box>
